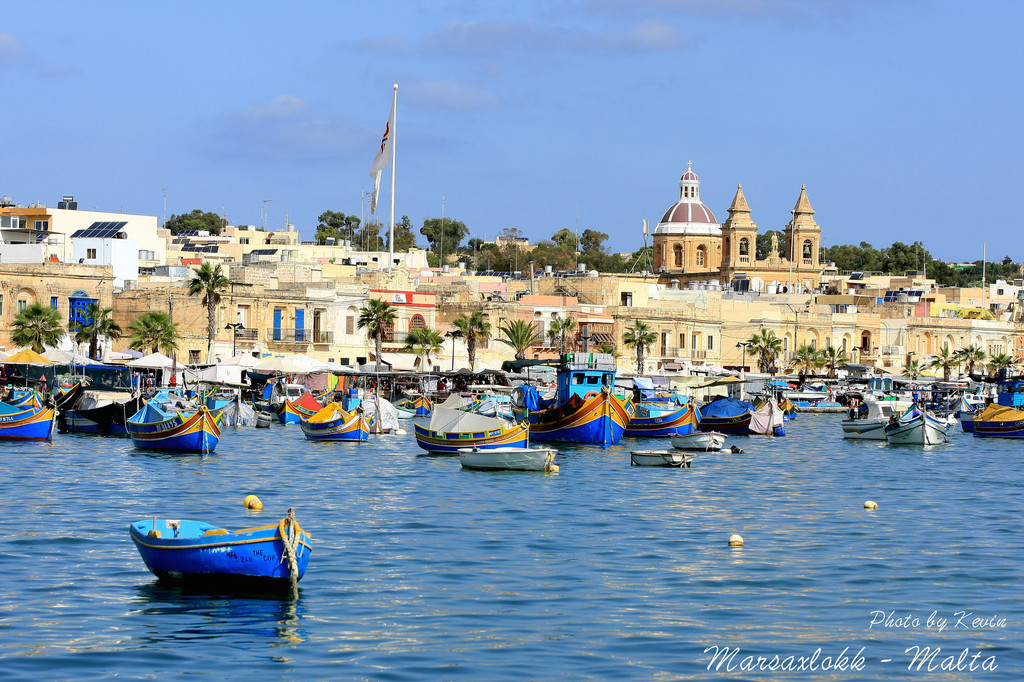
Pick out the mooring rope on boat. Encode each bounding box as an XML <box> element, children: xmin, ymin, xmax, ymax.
<box><xmin>279</xmin><ymin>507</ymin><xmax>303</xmax><ymax>598</ymax></box>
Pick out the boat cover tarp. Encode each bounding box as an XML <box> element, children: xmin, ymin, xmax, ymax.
<box><xmin>749</xmin><ymin>399</ymin><xmax>784</xmax><ymax>435</ymax></box>
<box><xmin>699</xmin><ymin>397</ymin><xmax>755</xmax><ymax>419</ymax></box>
<box><xmin>974</xmin><ymin>403</ymin><xmax>1024</xmax><ymax>421</ymax></box>
<box><xmin>428</xmin><ymin>406</ymin><xmax>505</xmax><ymax>433</ymax></box>
<box><xmin>293</xmin><ymin>392</ymin><xmax>324</xmax><ymax>413</ymax></box>
<box><xmin>361</xmin><ymin>397</ymin><xmax>399</xmax><ymax>433</ymax></box>
<box><xmin>511</xmin><ymin>385</ymin><xmax>541</xmax><ymax>411</ymax></box>
<box><xmin>219</xmin><ymin>398</ymin><xmax>256</xmax><ymax>426</ymax></box>
<box><xmin>439</xmin><ymin>394</ymin><xmax>473</xmax><ymax>409</ymax></box>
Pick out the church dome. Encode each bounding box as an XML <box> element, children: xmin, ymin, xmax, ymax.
<box><xmin>653</xmin><ymin>161</ymin><xmax>721</xmax><ymax>236</ymax></box>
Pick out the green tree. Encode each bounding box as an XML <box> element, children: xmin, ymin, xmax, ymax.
<box><xmin>315</xmin><ymin>210</ymin><xmax>360</xmax><ymax>245</ymax></box>
<box><xmin>128</xmin><ymin>311</ymin><xmax>180</xmax><ymax>355</ymax></box>
<box><xmin>954</xmin><ymin>345</ymin><xmax>986</xmax><ymax>375</ymax></box>
<box><xmin>402</xmin><ymin>326</ymin><xmax>444</xmax><ymax>371</ymax></box>
<box><xmin>623</xmin><ymin>320</ymin><xmax>657</xmax><ymax>375</ymax></box>
<box><xmin>164</xmin><ymin>209</ymin><xmax>226</xmax><ymax>236</ymax></box>
<box><xmin>792</xmin><ymin>344</ymin><xmax>821</xmax><ymax>377</ymax></box>
<box><xmin>452</xmin><ymin>311</ymin><xmax>492</xmax><ymax>371</ymax></box>
<box><xmin>748</xmin><ymin>328</ymin><xmax>783</xmax><ymax>373</ymax></box>
<box><xmin>73</xmin><ymin>302</ymin><xmax>122</xmax><ymax>361</ymax></box>
<box><xmin>496</xmin><ymin>319</ymin><xmax>541</xmax><ymax>360</ymax></box>
<box><xmin>547</xmin><ymin>315</ymin><xmax>577</xmax><ymax>356</ymax></box>
<box><xmin>986</xmin><ymin>353</ymin><xmax>1015</xmax><ymax>375</ymax></box>
<box><xmin>903</xmin><ymin>359</ymin><xmax>923</xmax><ymax>380</ymax></box>
<box><xmin>420</xmin><ymin>217</ymin><xmax>469</xmax><ymax>263</ymax></box>
<box><xmin>188</xmin><ymin>262</ymin><xmax>231</xmax><ymax>361</ymax></box>
<box><xmin>11</xmin><ymin>303</ymin><xmax>64</xmax><ymax>353</ymax></box>
<box><xmin>819</xmin><ymin>345</ymin><xmax>849</xmax><ymax>378</ymax></box>
<box><xmin>756</xmin><ymin>230</ymin><xmax>786</xmax><ymax>259</ymax></box>
<box><xmin>357</xmin><ymin>298</ymin><xmax>398</xmax><ymax>373</ymax></box>
<box><xmin>551</xmin><ymin>228</ymin><xmax>579</xmax><ymax>252</ymax></box>
<box><xmin>389</xmin><ymin>215</ymin><xmax>417</xmax><ymax>252</ymax></box>
<box><xmin>929</xmin><ymin>346</ymin><xmax>958</xmax><ymax>382</ymax></box>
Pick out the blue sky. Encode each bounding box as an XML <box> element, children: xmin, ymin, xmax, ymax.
<box><xmin>3</xmin><ymin>0</ymin><xmax>1022</xmax><ymax>262</ymax></box>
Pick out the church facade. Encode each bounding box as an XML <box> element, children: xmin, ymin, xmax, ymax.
<box><xmin>652</xmin><ymin>162</ymin><xmax>825</xmax><ymax>293</ymax></box>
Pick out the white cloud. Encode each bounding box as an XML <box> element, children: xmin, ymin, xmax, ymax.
<box><xmin>231</xmin><ymin>94</ymin><xmax>310</xmax><ymax>122</ymax></box>
<box><xmin>405</xmin><ymin>79</ymin><xmax>502</xmax><ymax>111</ymax></box>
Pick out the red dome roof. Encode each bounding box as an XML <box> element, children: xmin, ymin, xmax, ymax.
<box><xmin>681</xmin><ymin>170</ymin><xmax>698</xmax><ymax>181</ymax></box>
<box><xmin>660</xmin><ymin>201</ymin><xmax>717</xmax><ymax>225</ymax></box>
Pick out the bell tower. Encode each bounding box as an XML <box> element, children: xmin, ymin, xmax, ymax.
<box><xmin>784</xmin><ymin>185</ymin><xmax>821</xmax><ymax>272</ymax></box>
<box><xmin>720</xmin><ymin>184</ymin><xmax>758</xmax><ymax>269</ymax></box>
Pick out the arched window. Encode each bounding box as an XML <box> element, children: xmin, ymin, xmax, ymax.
<box><xmin>696</xmin><ymin>245</ymin><xmax>706</xmax><ymax>267</ymax></box>
<box><xmin>410</xmin><ymin>314</ymin><xmax>426</xmax><ymax>330</ymax></box>
<box><xmin>673</xmin><ymin>244</ymin><xmax>683</xmax><ymax>267</ymax></box>
<box><xmin>739</xmin><ymin>238</ymin><xmax>749</xmax><ymax>256</ymax></box>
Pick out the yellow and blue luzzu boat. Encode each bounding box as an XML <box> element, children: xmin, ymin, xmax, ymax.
<box><xmin>126</xmin><ymin>401</ymin><xmax>222</xmax><ymax>454</ymax></box>
<box><xmin>129</xmin><ymin>509</ymin><xmax>311</xmax><ymax>590</ymax></box>
<box><xmin>398</xmin><ymin>395</ymin><xmax>433</xmax><ymax>416</ymax></box>
<box><xmin>0</xmin><ymin>402</ymin><xmax>56</xmax><ymax>441</ymax></box>
<box><xmin>277</xmin><ymin>391</ymin><xmax>323</xmax><ymax>424</ymax></box>
<box><xmin>299</xmin><ymin>402</ymin><xmax>372</xmax><ymax>441</ymax></box>
<box><xmin>624</xmin><ymin>400</ymin><xmax>698</xmax><ymax>438</ymax></box>
<box><xmin>414</xmin><ymin>406</ymin><xmax>529</xmax><ymax>454</ymax></box>
<box><xmin>512</xmin><ymin>353</ymin><xmax>633</xmax><ymax>446</ymax></box>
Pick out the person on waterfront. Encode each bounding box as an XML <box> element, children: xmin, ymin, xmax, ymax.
<box><xmin>38</xmin><ymin>375</ymin><xmax>47</xmax><ymax>400</ymax></box>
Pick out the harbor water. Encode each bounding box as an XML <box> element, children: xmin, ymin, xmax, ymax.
<box><xmin>1</xmin><ymin>415</ymin><xmax>1020</xmax><ymax>680</ymax></box>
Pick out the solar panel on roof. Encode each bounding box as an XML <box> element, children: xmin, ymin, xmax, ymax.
<box><xmin>176</xmin><ymin>228</ymin><xmax>199</xmax><ymax>236</ymax></box>
<box><xmin>71</xmin><ymin>221</ymin><xmax>127</xmax><ymax>239</ymax></box>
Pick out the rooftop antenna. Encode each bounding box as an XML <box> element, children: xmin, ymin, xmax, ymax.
<box><xmin>261</xmin><ymin>199</ymin><xmax>272</xmax><ymax>229</ymax></box>
<box><xmin>161</xmin><ymin>188</ymin><xmax>167</xmax><ymax>227</ymax></box>
<box><xmin>629</xmin><ymin>219</ymin><xmax>651</xmax><ymax>274</ymax></box>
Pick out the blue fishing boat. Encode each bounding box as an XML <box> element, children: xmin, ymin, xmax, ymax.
<box><xmin>624</xmin><ymin>401</ymin><xmax>698</xmax><ymax>437</ymax></box>
<box><xmin>511</xmin><ymin>353</ymin><xmax>633</xmax><ymax>446</ymax></box>
<box><xmin>0</xmin><ymin>402</ymin><xmax>56</xmax><ymax>441</ymax></box>
<box><xmin>972</xmin><ymin>404</ymin><xmax>1024</xmax><ymax>438</ymax></box>
<box><xmin>126</xmin><ymin>401</ymin><xmax>222</xmax><ymax>453</ymax></box>
<box><xmin>697</xmin><ymin>397</ymin><xmax>756</xmax><ymax>435</ymax></box>
<box><xmin>299</xmin><ymin>402</ymin><xmax>372</xmax><ymax>441</ymax></box>
<box><xmin>129</xmin><ymin>509</ymin><xmax>312</xmax><ymax>590</ymax></box>
<box><xmin>397</xmin><ymin>396</ymin><xmax>433</xmax><ymax>416</ymax></box>
<box><xmin>414</xmin><ymin>406</ymin><xmax>528</xmax><ymax>454</ymax></box>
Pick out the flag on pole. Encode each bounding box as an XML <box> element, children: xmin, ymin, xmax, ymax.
<box><xmin>369</xmin><ymin>97</ymin><xmax>396</xmax><ymax>214</ymax></box>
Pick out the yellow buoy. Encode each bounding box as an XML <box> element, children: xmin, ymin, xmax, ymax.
<box><xmin>864</xmin><ymin>500</ymin><xmax>878</xmax><ymax>510</ymax></box>
<box><xmin>244</xmin><ymin>494</ymin><xmax>264</xmax><ymax>510</ymax></box>
<box><xmin>728</xmin><ymin>534</ymin><xmax>744</xmax><ymax>547</ymax></box>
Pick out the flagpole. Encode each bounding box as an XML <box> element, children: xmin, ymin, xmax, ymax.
<box><xmin>389</xmin><ymin>83</ymin><xmax>398</xmax><ymax>271</ymax></box>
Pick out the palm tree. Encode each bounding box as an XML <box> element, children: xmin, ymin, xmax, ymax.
<box><xmin>622</xmin><ymin>320</ymin><xmax>657</xmax><ymax>375</ymax></box>
<box><xmin>402</xmin><ymin>326</ymin><xmax>444</xmax><ymax>371</ymax></box>
<box><xmin>11</xmin><ymin>303</ymin><xmax>64</xmax><ymax>353</ymax></box>
<box><xmin>496</xmin><ymin>319</ymin><xmax>541</xmax><ymax>360</ymax></box>
<box><xmin>128</xmin><ymin>311</ymin><xmax>180</xmax><ymax>355</ymax></box>
<box><xmin>904</xmin><ymin>359</ymin><xmax>923</xmax><ymax>380</ymax></box>
<box><xmin>188</xmin><ymin>262</ymin><xmax>231</xmax><ymax>361</ymax></box>
<box><xmin>598</xmin><ymin>343</ymin><xmax>620</xmax><ymax>358</ymax></box>
<box><xmin>452</xmin><ymin>311</ymin><xmax>492</xmax><ymax>371</ymax></box>
<box><xmin>547</xmin><ymin>315</ymin><xmax>577</xmax><ymax>356</ymax></box>
<box><xmin>748</xmin><ymin>328</ymin><xmax>783</xmax><ymax>373</ymax></box>
<box><xmin>357</xmin><ymin>298</ymin><xmax>398</xmax><ymax>372</ymax></box>
<box><xmin>73</xmin><ymin>302</ymin><xmax>122</xmax><ymax>361</ymax></box>
<box><xmin>792</xmin><ymin>344</ymin><xmax>821</xmax><ymax>377</ymax></box>
<box><xmin>929</xmin><ymin>346</ymin><xmax>958</xmax><ymax>382</ymax></box>
<box><xmin>986</xmin><ymin>352</ymin><xmax>1015</xmax><ymax>375</ymax></box>
<box><xmin>954</xmin><ymin>344</ymin><xmax>986</xmax><ymax>376</ymax></box>
<box><xmin>819</xmin><ymin>345</ymin><xmax>849</xmax><ymax>378</ymax></box>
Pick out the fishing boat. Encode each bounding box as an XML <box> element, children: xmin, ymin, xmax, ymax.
<box><xmin>129</xmin><ymin>509</ymin><xmax>311</xmax><ymax>589</ymax></box>
<box><xmin>396</xmin><ymin>395</ymin><xmax>433</xmax><ymax>416</ymax></box>
<box><xmin>511</xmin><ymin>352</ymin><xmax>633</xmax><ymax>445</ymax></box>
<box><xmin>750</xmin><ymin>397</ymin><xmax>786</xmax><ymax>436</ymax></box>
<box><xmin>299</xmin><ymin>402</ymin><xmax>372</xmax><ymax>441</ymax></box>
<box><xmin>630</xmin><ymin>450</ymin><xmax>695</xmax><ymax>467</ymax></box>
<box><xmin>414</xmin><ymin>406</ymin><xmax>528</xmax><ymax>454</ymax></box>
<box><xmin>840</xmin><ymin>399</ymin><xmax>911</xmax><ymax>440</ymax></box>
<box><xmin>63</xmin><ymin>390</ymin><xmax>145</xmax><ymax>435</ymax></box>
<box><xmin>395</xmin><ymin>403</ymin><xmax>417</xmax><ymax>419</ymax></box>
<box><xmin>0</xmin><ymin>402</ymin><xmax>56</xmax><ymax>441</ymax></box>
<box><xmin>696</xmin><ymin>397</ymin><xmax>754</xmax><ymax>435</ymax></box>
<box><xmin>126</xmin><ymin>401</ymin><xmax>222</xmax><ymax>453</ymax></box>
<box><xmin>624</xmin><ymin>400</ymin><xmax>698</xmax><ymax>438</ymax></box>
<box><xmin>971</xmin><ymin>404</ymin><xmax>1024</xmax><ymax>438</ymax></box>
<box><xmin>671</xmin><ymin>431</ymin><xmax>726</xmax><ymax>451</ymax></box>
<box><xmin>277</xmin><ymin>391</ymin><xmax>323</xmax><ymax>425</ymax></box>
<box><xmin>884</xmin><ymin>405</ymin><xmax>949</xmax><ymax>445</ymax></box>
<box><xmin>457</xmin><ymin>446</ymin><xmax>558</xmax><ymax>472</ymax></box>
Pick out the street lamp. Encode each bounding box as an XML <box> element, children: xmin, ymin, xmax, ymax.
<box><xmin>225</xmin><ymin>322</ymin><xmax>244</xmax><ymax>358</ymax></box>
<box><xmin>736</xmin><ymin>341</ymin><xmax>752</xmax><ymax>375</ymax></box>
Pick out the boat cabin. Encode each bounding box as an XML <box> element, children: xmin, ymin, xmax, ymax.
<box><xmin>996</xmin><ymin>377</ymin><xmax>1024</xmax><ymax>408</ymax></box>
<box><xmin>557</xmin><ymin>353</ymin><xmax>616</xmax><ymax>404</ymax></box>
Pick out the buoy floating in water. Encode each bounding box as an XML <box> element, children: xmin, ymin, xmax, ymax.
<box><xmin>244</xmin><ymin>494</ymin><xmax>263</xmax><ymax>510</ymax></box>
<box><xmin>728</xmin><ymin>534</ymin><xmax>744</xmax><ymax>547</ymax></box>
<box><xmin>864</xmin><ymin>500</ymin><xmax>878</xmax><ymax>510</ymax></box>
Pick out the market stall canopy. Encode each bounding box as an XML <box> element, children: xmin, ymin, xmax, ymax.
<box><xmin>43</xmin><ymin>348</ymin><xmax>92</xmax><ymax>364</ymax></box>
<box><xmin>220</xmin><ymin>354</ymin><xmax>262</xmax><ymax>368</ymax></box>
<box><xmin>694</xmin><ymin>376</ymin><xmax>743</xmax><ymax>389</ymax></box>
<box><xmin>253</xmin><ymin>353</ymin><xmax>326</xmax><ymax>374</ymax></box>
<box><xmin>379</xmin><ymin>353</ymin><xmax>418</xmax><ymax>372</ymax></box>
<box><xmin>128</xmin><ymin>352</ymin><xmax>175</xmax><ymax>369</ymax></box>
<box><xmin>4</xmin><ymin>348</ymin><xmax>54</xmax><ymax>364</ymax></box>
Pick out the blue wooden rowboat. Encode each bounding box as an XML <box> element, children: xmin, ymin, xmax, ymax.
<box><xmin>129</xmin><ymin>509</ymin><xmax>312</xmax><ymax>590</ymax></box>
<box><xmin>299</xmin><ymin>402</ymin><xmax>372</xmax><ymax>441</ymax></box>
<box><xmin>126</xmin><ymin>401</ymin><xmax>222</xmax><ymax>454</ymax></box>
<box><xmin>0</xmin><ymin>403</ymin><xmax>56</xmax><ymax>441</ymax></box>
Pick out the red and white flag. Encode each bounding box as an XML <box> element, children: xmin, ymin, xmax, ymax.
<box><xmin>368</xmin><ymin>96</ymin><xmax>395</xmax><ymax>214</ymax></box>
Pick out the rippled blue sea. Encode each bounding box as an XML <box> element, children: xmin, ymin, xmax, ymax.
<box><xmin>0</xmin><ymin>414</ymin><xmax>1020</xmax><ymax>680</ymax></box>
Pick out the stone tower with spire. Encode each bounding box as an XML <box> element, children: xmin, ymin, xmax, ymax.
<box><xmin>783</xmin><ymin>185</ymin><xmax>821</xmax><ymax>275</ymax></box>
<box><xmin>720</xmin><ymin>184</ymin><xmax>758</xmax><ymax>269</ymax></box>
